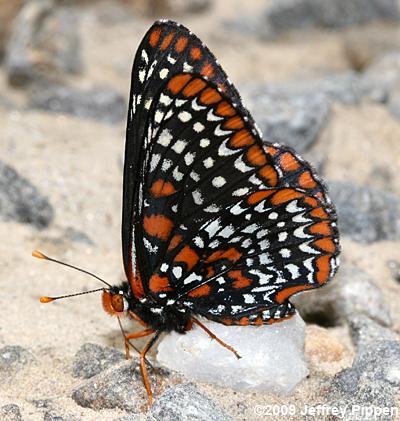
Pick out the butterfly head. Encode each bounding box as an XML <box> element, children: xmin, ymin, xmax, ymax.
<box><xmin>102</xmin><ymin>283</ymin><xmax>130</xmax><ymax>317</ymax></box>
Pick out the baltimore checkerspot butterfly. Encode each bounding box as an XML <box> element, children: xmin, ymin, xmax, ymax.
<box><xmin>34</xmin><ymin>20</ymin><xmax>340</xmax><ymax>404</ymax></box>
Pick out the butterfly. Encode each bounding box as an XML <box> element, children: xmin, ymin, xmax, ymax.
<box><xmin>36</xmin><ymin>20</ymin><xmax>340</xmax><ymax>405</ymax></box>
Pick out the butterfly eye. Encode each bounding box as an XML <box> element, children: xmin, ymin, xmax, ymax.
<box><xmin>102</xmin><ymin>291</ymin><xmax>127</xmax><ymax>315</ymax></box>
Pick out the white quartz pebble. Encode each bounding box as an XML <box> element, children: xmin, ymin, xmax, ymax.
<box><xmin>157</xmin><ymin>314</ymin><xmax>308</xmax><ymax>394</ymax></box>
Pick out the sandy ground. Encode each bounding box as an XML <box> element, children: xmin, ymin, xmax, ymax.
<box><xmin>1</xmin><ymin>1</ymin><xmax>400</xmax><ymax>420</ymax></box>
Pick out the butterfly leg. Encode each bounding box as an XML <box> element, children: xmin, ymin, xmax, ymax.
<box><xmin>140</xmin><ymin>330</ymin><xmax>162</xmax><ymax>406</ymax></box>
<box><xmin>123</xmin><ymin>328</ymin><xmax>155</xmax><ymax>360</ymax></box>
<box><xmin>192</xmin><ymin>318</ymin><xmax>241</xmax><ymax>359</ymax></box>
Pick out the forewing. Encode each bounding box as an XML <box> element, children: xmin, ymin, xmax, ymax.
<box><xmin>122</xmin><ymin>20</ymin><xmax>245</xmax><ymax>284</ymax></box>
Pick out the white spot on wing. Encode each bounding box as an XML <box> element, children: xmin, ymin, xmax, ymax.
<box><xmin>285</xmin><ymin>264</ymin><xmax>300</xmax><ymax>279</ymax></box>
<box><xmin>172</xmin><ymin>140</ymin><xmax>187</xmax><ymax>154</ymax></box>
<box><xmin>178</xmin><ymin>111</ymin><xmax>192</xmax><ymax>122</ymax></box>
<box><xmin>159</xmin><ymin>68</ymin><xmax>169</xmax><ymax>79</ymax></box>
<box><xmin>192</xmin><ymin>189</ymin><xmax>204</xmax><ymax>205</ymax></box>
<box><xmin>203</xmin><ymin>157</ymin><xmax>214</xmax><ymax>168</ymax></box>
<box><xmin>193</xmin><ymin>122</ymin><xmax>205</xmax><ymax>132</ymax></box>
<box><xmin>212</xmin><ymin>176</ymin><xmax>226</xmax><ymax>188</ymax></box>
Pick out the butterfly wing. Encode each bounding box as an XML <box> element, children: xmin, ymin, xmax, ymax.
<box><xmin>123</xmin><ymin>21</ymin><xmax>340</xmax><ymax>324</ymax></box>
<box><xmin>122</xmin><ymin>20</ymin><xmax>250</xmax><ymax>291</ymax></box>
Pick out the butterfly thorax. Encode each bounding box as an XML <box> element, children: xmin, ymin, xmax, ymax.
<box><xmin>107</xmin><ymin>282</ymin><xmax>192</xmax><ymax>333</ymax></box>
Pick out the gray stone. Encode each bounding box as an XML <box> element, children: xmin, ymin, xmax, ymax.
<box><xmin>5</xmin><ymin>0</ymin><xmax>53</xmax><ymax>86</ymax></box>
<box><xmin>0</xmin><ymin>404</ymin><xmax>23</xmax><ymax>421</ymax></box>
<box><xmin>72</xmin><ymin>343</ymin><xmax>125</xmax><ymax>379</ymax></box>
<box><xmin>348</xmin><ymin>314</ymin><xmax>398</xmax><ymax>348</ymax></box>
<box><xmin>242</xmin><ymin>86</ymin><xmax>331</xmax><ymax>152</ymax></box>
<box><xmin>0</xmin><ymin>345</ymin><xmax>35</xmax><ymax>376</ymax></box>
<box><xmin>328</xmin><ymin>340</ymin><xmax>400</xmax><ymax>420</ymax></box>
<box><xmin>5</xmin><ymin>0</ymin><xmax>81</xmax><ymax>87</ymax></box>
<box><xmin>293</xmin><ymin>265</ymin><xmax>392</xmax><ymax>327</ymax></box>
<box><xmin>264</xmin><ymin>0</ymin><xmax>400</xmax><ymax>36</ymax></box>
<box><xmin>147</xmin><ymin>383</ymin><xmax>232</xmax><ymax>421</ymax></box>
<box><xmin>29</xmin><ymin>84</ymin><xmax>126</xmax><ymax>125</ymax></box>
<box><xmin>71</xmin><ymin>360</ymin><xmax>146</xmax><ymax>412</ymax></box>
<box><xmin>43</xmin><ymin>412</ymin><xmax>81</xmax><ymax>421</ymax></box>
<box><xmin>0</xmin><ymin>160</ymin><xmax>54</xmax><ymax>229</ymax></box>
<box><xmin>328</xmin><ymin>180</ymin><xmax>400</xmax><ymax>242</ymax></box>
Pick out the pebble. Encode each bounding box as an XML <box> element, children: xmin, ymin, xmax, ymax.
<box><xmin>328</xmin><ymin>180</ymin><xmax>400</xmax><ymax>242</ymax></box>
<box><xmin>5</xmin><ymin>1</ymin><xmax>81</xmax><ymax>86</ymax></box>
<box><xmin>71</xmin><ymin>360</ymin><xmax>147</xmax><ymax>412</ymax></box>
<box><xmin>0</xmin><ymin>404</ymin><xmax>23</xmax><ymax>421</ymax></box>
<box><xmin>242</xmin><ymin>86</ymin><xmax>331</xmax><ymax>152</ymax></box>
<box><xmin>29</xmin><ymin>83</ymin><xmax>126</xmax><ymax>125</ymax></box>
<box><xmin>0</xmin><ymin>345</ymin><xmax>35</xmax><ymax>376</ymax></box>
<box><xmin>263</xmin><ymin>0</ymin><xmax>400</xmax><ymax>36</ymax></box>
<box><xmin>293</xmin><ymin>265</ymin><xmax>392</xmax><ymax>327</ymax></box>
<box><xmin>72</xmin><ymin>343</ymin><xmax>125</xmax><ymax>379</ymax></box>
<box><xmin>328</xmin><ymin>339</ymin><xmax>400</xmax><ymax>420</ymax></box>
<box><xmin>147</xmin><ymin>383</ymin><xmax>232</xmax><ymax>421</ymax></box>
<box><xmin>348</xmin><ymin>314</ymin><xmax>398</xmax><ymax>348</ymax></box>
<box><xmin>157</xmin><ymin>315</ymin><xmax>308</xmax><ymax>394</ymax></box>
<box><xmin>0</xmin><ymin>160</ymin><xmax>54</xmax><ymax>229</ymax></box>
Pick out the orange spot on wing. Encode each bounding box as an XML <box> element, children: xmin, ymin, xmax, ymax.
<box><xmin>258</xmin><ymin>165</ymin><xmax>278</xmax><ymax>186</ymax></box>
<box><xmin>310</xmin><ymin>207</ymin><xmax>329</xmax><ymax>219</ymax></box>
<box><xmin>309</xmin><ymin>221</ymin><xmax>332</xmax><ymax>236</ymax></box>
<box><xmin>228</xmin><ymin>270</ymin><xmax>252</xmax><ymax>288</ymax></box>
<box><xmin>266</xmin><ymin>146</ymin><xmax>278</xmax><ymax>156</ymax></box>
<box><xmin>246</xmin><ymin>145</ymin><xmax>267</xmax><ymax>166</ymax></box>
<box><xmin>303</xmin><ymin>196</ymin><xmax>318</xmax><ymax>207</ymax></box>
<box><xmin>247</xmin><ymin>190</ymin><xmax>276</xmax><ymax>205</ymax></box>
<box><xmin>167</xmin><ymin>234</ymin><xmax>183</xmax><ymax>251</ymax></box>
<box><xmin>224</xmin><ymin>116</ymin><xmax>244</xmax><ymax>130</ymax></box>
<box><xmin>201</xmin><ymin>63</ymin><xmax>214</xmax><ymax>78</ymax></box>
<box><xmin>168</xmin><ymin>74</ymin><xmax>192</xmax><ymax>94</ymax></box>
<box><xmin>298</xmin><ymin>171</ymin><xmax>317</xmax><ymax>189</ymax></box>
<box><xmin>160</xmin><ymin>31</ymin><xmax>175</xmax><ymax>50</ymax></box>
<box><xmin>254</xmin><ymin>316</ymin><xmax>263</xmax><ymax>326</ymax></box>
<box><xmin>206</xmin><ymin>267</ymin><xmax>215</xmax><ymax>278</ymax></box>
<box><xmin>190</xmin><ymin>47</ymin><xmax>202</xmax><ymax>60</ymax></box>
<box><xmin>143</xmin><ymin>215</ymin><xmax>173</xmax><ymax>241</ymax></box>
<box><xmin>275</xmin><ymin>284</ymin><xmax>315</xmax><ymax>304</ymax></box>
<box><xmin>150</xmin><ymin>180</ymin><xmax>177</xmax><ymax>197</ymax></box>
<box><xmin>216</xmin><ymin>101</ymin><xmax>236</xmax><ymax>117</ymax></box>
<box><xmin>222</xmin><ymin>318</ymin><xmax>233</xmax><ymax>325</ymax></box>
<box><xmin>149</xmin><ymin>274</ymin><xmax>173</xmax><ymax>293</ymax></box>
<box><xmin>130</xmin><ymin>269</ymin><xmax>145</xmax><ymax>299</ymax></box>
<box><xmin>182</xmin><ymin>78</ymin><xmax>207</xmax><ymax>97</ymax></box>
<box><xmin>270</xmin><ymin>189</ymin><xmax>304</xmax><ymax>205</ymax></box>
<box><xmin>313</xmin><ymin>237</ymin><xmax>336</xmax><ymax>253</ymax></box>
<box><xmin>149</xmin><ymin>28</ymin><xmax>161</xmax><ymax>47</ymax></box>
<box><xmin>206</xmin><ymin>247</ymin><xmax>241</xmax><ymax>263</ymax></box>
<box><xmin>229</xmin><ymin>129</ymin><xmax>254</xmax><ymax>148</ymax></box>
<box><xmin>315</xmin><ymin>255</ymin><xmax>332</xmax><ymax>284</ymax></box>
<box><xmin>280</xmin><ymin>152</ymin><xmax>300</xmax><ymax>172</ymax></box>
<box><xmin>174</xmin><ymin>246</ymin><xmax>199</xmax><ymax>270</ymax></box>
<box><xmin>187</xmin><ymin>284</ymin><xmax>212</xmax><ymax>297</ymax></box>
<box><xmin>175</xmin><ymin>36</ymin><xmax>188</xmax><ymax>53</ymax></box>
<box><xmin>237</xmin><ymin>316</ymin><xmax>250</xmax><ymax>326</ymax></box>
<box><xmin>200</xmin><ymin>87</ymin><xmax>222</xmax><ymax>104</ymax></box>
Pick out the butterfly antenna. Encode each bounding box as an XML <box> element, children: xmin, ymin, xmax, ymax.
<box><xmin>40</xmin><ymin>288</ymin><xmax>106</xmax><ymax>303</ymax></box>
<box><xmin>32</xmin><ymin>250</ymin><xmax>112</xmax><ymax>288</ymax></box>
